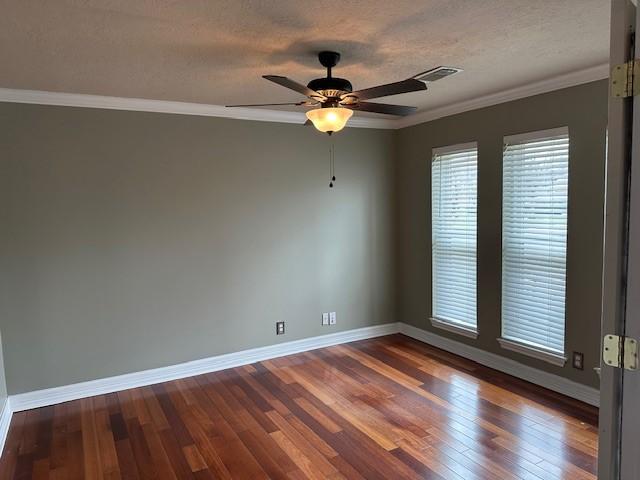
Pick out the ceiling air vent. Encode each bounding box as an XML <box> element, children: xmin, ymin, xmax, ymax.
<box><xmin>414</xmin><ymin>66</ymin><xmax>462</xmax><ymax>83</ymax></box>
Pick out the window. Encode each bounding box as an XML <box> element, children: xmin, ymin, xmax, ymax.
<box><xmin>431</xmin><ymin>143</ymin><xmax>478</xmax><ymax>337</ymax></box>
<box><xmin>500</xmin><ymin>127</ymin><xmax>569</xmax><ymax>364</ymax></box>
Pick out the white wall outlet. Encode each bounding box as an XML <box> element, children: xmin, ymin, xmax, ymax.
<box><xmin>329</xmin><ymin>311</ymin><xmax>337</xmax><ymax>325</ymax></box>
<box><xmin>322</xmin><ymin>313</ymin><xmax>329</xmax><ymax>326</ymax></box>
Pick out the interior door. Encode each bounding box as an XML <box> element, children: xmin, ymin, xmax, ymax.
<box><xmin>620</xmin><ymin>2</ymin><xmax>640</xmax><ymax>476</ymax></box>
<box><xmin>599</xmin><ymin>1</ymin><xmax>638</xmax><ymax>478</ymax></box>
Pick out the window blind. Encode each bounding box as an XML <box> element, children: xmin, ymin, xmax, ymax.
<box><xmin>432</xmin><ymin>143</ymin><xmax>478</xmax><ymax>329</ymax></box>
<box><xmin>501</xmin><ymin>128</ymin><xmax>569</xmax><ymax>354</ymax></box>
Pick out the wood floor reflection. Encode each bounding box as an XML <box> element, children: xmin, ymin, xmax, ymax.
<box><xmin>0</xmin><ymin>334</ymin><xmax>598</xmax><ymax>479</ymax></box>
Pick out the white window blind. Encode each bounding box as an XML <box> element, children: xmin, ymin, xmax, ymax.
<box><xmin>501</xmin><ymin>127</ymin><xmax>569</xmax><ymax>355</ymax></box>
<box><xmin>432</xmin><ymin>143</ymin><xmax>478</xmax><ymax>330</ymax></box>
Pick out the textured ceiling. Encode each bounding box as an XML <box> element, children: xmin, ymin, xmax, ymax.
<box><xmin>0</xmin><ymin>1</ymin><xmax>610</xmax><ymax>114</ymax></box>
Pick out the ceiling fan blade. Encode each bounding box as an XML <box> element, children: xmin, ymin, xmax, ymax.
<box><xmin>263</xmin><ymin>75</ymin><xmax>326</xmax><ymax>100</ymax></box>
<box><xmin>346</xmin><ymin>79</ymin><xmax>427</xmax><ymax>101</ymax></box>
<box><xmin>226</xmin><ymin>101</ymin><xmax>313</xmax><ymax>107</ymax></box>
<box><xmin>347</xmin><ymin>101</ymin><xmax>417</xmax><ymax>116</ymax></box>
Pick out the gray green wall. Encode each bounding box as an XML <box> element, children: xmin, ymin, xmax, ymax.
<box><xmin>0</xmin><ymin>79</ymin><xmax>608</xmax><ymax>395</ymax></box>
<box><xmin>396</xmin><ymin>80</ymin><xmax>608</xmax><ymax>388</ymax></box>
<box><xmin>0</xmin><ymin>104</ymin><xmax>396</xmax><ymax>394</ymax></box>
<box><xmin>0</xmin><ymin>331</ymin><xmax>7</xmax><ymax>408</ymax></box>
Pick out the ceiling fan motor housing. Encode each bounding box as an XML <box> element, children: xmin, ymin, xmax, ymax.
<box><xmin>307</xmin><ymin>51</ymin><xmax>353</xmax><ymax>104</ymax></box>
<box><xmin>307</xmin><ymin>77</ymin><xmax>353</xmax><ymax>103</ymax></box>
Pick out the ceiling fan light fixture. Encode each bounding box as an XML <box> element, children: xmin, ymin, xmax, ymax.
<box><xmin>306</xmin><ymin>107</ymin><xmax>353</xmax><ymax>134</ymax></box>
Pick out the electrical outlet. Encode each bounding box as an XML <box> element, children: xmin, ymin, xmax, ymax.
<box><xmin>322</xmin><ymin>313</ymin><xmax>329</xmax><ymax>326</ymax></box>
<box><xmin>329</xmin><ymin>312</ymin><xmax>336</xmax><ymax>325</ymax></box>
<box><xmin>276</xmin><ymin>321</ymin><xmax>285</xmax><ymax>335</ymax></box>
<box><xmin>572</xmin><ymin>351</ymin><xmax>584</xmax><ymax>370</ymax></box>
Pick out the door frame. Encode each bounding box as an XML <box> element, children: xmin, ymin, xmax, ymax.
<box><xmin>620</xmin><ymin>0</ymin><xmax>640</xmax><ymax>475</ymax></box>
<box><xmin>599</xmin><ymin>1</ymin><xmax>636</xmax><ymax>478</ymax></box>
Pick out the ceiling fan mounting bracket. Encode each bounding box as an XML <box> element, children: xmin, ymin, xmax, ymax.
<box><xmin>309</xmin><ymin>51</ymin><xmax>351</xmax><ymax>96</ymax></box>
<box><xmin>318</xmin><ymin>51</ymin><xmax>341</xmax><ymax>70</ymax></box>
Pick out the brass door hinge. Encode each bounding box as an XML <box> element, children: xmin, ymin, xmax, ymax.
<box><xmin>611</xmin><ymin>60</ymin><xmax>640</xmax><ymax>98</ymax></box>
<box><xmin>603</xmin><ymin>334</ymin><xmax>639</xmax><ymax>371</ymax></box>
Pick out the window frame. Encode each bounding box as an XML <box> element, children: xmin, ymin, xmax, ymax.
<box><xmin>430</xmin><ymin>141</ymin><xmax>479</xmax><ymax>338</ymax></box>
<box><xmin>499</xmin><ymin>126</ymin><xmax>570</xmax><ymax>365</ymax></box>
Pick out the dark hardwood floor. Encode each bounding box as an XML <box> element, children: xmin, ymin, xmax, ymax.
<box><xmin>0</xmin><ymin>334</ymin><xmax>598</xmax><ymax>479</ymax></box>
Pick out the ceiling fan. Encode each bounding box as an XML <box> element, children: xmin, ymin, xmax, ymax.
<box><xmin>227</xmin><ymin>51</ymin><xmax>461</xmax><ymax>134</ymax></box>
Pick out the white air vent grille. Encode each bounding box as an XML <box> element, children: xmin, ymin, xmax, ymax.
<box><xmin>414</xmin><ymin>66</ymin><xmax>462</xmax><ymax>83</ymax></box>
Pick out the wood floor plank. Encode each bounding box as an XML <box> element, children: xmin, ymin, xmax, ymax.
<box><xmin>114</xmin><ymin>438</ymin><xmax>141</xmax><ymax>480</ymax></box>
<box><xmin>93</xmin><ymin>401</ymin><xmax>121</xmax><ymax>479</ymax></box>
<box><xmin>157</xmin><ymin>432</ymin><xmax>197</xmax><ymax>479</ymax></box>
<box><xmin>0</xmin><ymin>334</ymin><xmax>599</xmax><ymax>479</ymax></box>
<box><xmin>235</xmin><ymin>428</ymin><xmax>295</xmax><ymax>480</ymax></box>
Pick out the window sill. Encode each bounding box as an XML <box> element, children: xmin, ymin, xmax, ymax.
<box><xmin>497</xmin><ymin>337</ymin><xmax>567</xmax><ymax>367</ymax></box>
<box><xmin>430</xmin><ymin>317</ymin><xmax>478</xmax><ymax>339</ymax></box>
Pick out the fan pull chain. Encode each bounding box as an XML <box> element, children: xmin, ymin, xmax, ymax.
<box><xmin>329</xmin><ymin>142</ymin><xmax>336</xmax><ymax>188</ymax></box>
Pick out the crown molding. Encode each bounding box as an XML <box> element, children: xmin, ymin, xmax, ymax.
<box><xmin>0</xmin><ymin>88</ymin><xmax>395</xmax><ymax>130</ymax></box>
<box><xmin>0</xmin><ymin>63</ymin><xmax>608</xmax><ymax>131</ymax></box>
<box><xmin>394</xmin><ymin>63</ymin><xmax>609</xmax><ymax>129</ymax></box>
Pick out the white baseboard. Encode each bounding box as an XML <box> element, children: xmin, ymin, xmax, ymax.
<box><xmin>9</xmin><ymin>323</ymin><xmax>399</xmax><ymax>413</ymax></box>
<box><xmin>0</xmin><ymin>398</ymin><xmax>11</xmax><ymax>456</ymax></box>
<box><xmin>399</xmin><ymin>323</ymin><xmax>600</xmax><ymax>407</ymax></box>
<box><xmin>7</xmin><ymin>322</ymin><xmax>600</xmax><ymax>412</ymax></box>
<box><xmin>0</xmin><ymin>320</ymin><xmax>599</xmax><ymax>456</ymax></box>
